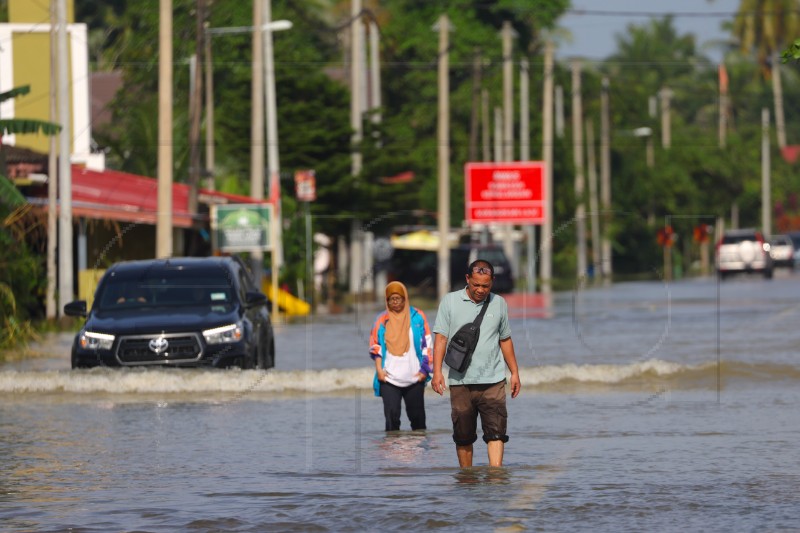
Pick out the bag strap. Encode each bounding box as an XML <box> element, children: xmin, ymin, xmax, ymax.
<box><xmin>471</xmin><ymin>294</ymin><xmax>491</xmax><ymax>328</ymax></box>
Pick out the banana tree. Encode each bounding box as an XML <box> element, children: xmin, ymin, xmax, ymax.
<box><xmin>0</xmin><ymin>85</ymin><xmax>61</xmax><ymax>208</ymax></box>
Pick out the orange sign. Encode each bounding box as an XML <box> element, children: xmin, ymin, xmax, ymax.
<box><xmin>294</xmin><ymin>170</ymin><xmax>316</xmax><ymax>202</ymax></box>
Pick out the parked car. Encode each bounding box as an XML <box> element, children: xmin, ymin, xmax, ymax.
<box><xmin>715</xmin><ymin>228</ymin><xmax>773</xmax><ymax>280</ymax></box>
<box><xmin>449</xmin><ymin>243</ymin><xmax>514</xmax><ymax>293</ymax></box>
<box><xmin>768</xmin><ymin>234</ymin><xmax>795</xmax><ymax>268</ymax></box>
<box><xmin>64</xmin><ymin>256</ymin><xmax>275</xmax><ymax>369</ymax></box>
<box><xmin>387</xmin><ymin>243</ymin><xmax>515</xmax><ymax>294</ymax></box>
<box><xmin>788</xmin><ymin>231</ymin><xmax>800</xmax><ymax>267</ymax></box>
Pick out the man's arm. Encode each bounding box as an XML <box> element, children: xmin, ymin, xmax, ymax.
<box><xmin>499</xmin><ymin>337</ymin><xmax>521</xmax><ymax>398</ymax></box>
<box><xmin>431</xmin><ymin>333</ymin><xmax>448</xmax><ymax>395</ymax></box>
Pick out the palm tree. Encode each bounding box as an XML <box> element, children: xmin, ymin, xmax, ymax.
<box><xmin>732</xmin><ymin>0</ymin><xmax>800</xmax><ymax>148</ymax></box>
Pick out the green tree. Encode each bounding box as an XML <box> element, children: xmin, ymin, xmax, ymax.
<box><xmin>0</xmin><ymin>86</ymin><xmax>61</xmax><ymax>347</ymax></box>
<box><xmin>732</xmin><ymin>0</ymin><xmax>800</xmax><ymax>148</ymax></box>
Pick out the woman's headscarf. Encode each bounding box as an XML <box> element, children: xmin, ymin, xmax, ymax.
<box><xmin>384</xmin><ymin>281</ymin><xmax>411</xmax><ymax>355</ymax></box>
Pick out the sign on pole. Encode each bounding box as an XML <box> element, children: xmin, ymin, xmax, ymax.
<box><xmin>211</xmin><ymin>203</ymin><xmax>273</xmax><ymax>252</ymax></box>
<box><xmin>465</xmin><ymin>161</ymin><xmax>546</xmax><ymax>224</ymax></box>
<box><xmin>294</xmin><ymin>169</ymin><xmax>316</xmax><ymax>202</ymax></box>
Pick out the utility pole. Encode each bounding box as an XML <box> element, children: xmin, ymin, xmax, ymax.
<box><xmin>772</xmin><ymin>56</ymin><xmax>787</xmax><ymax>149</ymax></box>
<box><xmin>468</xmin><ymin>48</ymin><xmax>482</xmax><ymax>163</ymax></box>
<box><xmin>600</xmin><ymin>77</ymin><xmax>612</xmax><ymax>282</ymax></box>
<box><xmin>156</xmin><ymin>0</ymin><xmax>173</xmax><ymax>259</ymax></box>
<box><xmin>586</xmin><ymin>118</ymin><xmax>601</xmax><ymax>280</ymax></box>
<box><xmin>249</xmin><ymin>0</ymin><xmax>265</xmax><ymax>289</ymax></box>
<box><xmin>187</xmin><ymin>0</ymin><xmax>206</xmax><ymax>216</ymax></box>
<box><xmin>521</xmin><ymin>58</ymin><xmax>536</xmax><ymax>292</ymax></box>
<box><xmin>501</xmin><ymin>21</ymin><xmax>514</xmax><ymax>162</ymax></box>
<box><xmin>571</xmin><ymin>59</ymin><xmax>586</xmax><ymax>278</ymax></box>
<box><xmin>647</xmin><ymin>95</ymin><xmax>656</xmax><ymax>168</ymax></box>
<box><xmin>540</xmin><ymin>41</ymin><xmax>554</xmax><ymax>294</ymax></box>
<box><xmin>481</xmin><ymin>88</ymin><xmax>490</xmax><ymax>162</ymax></box>
<box><xmin>435</xmin><ymin>14</ymin><xmax>452</xmax><ymax>300</ymax></box>
<box><xmin>762</xmin><ymin>108</ymin><xmax>771</xmax><ymax>238</ymax></box>
<box><xmin>659</xmin><ymin>87</ymin><xmax>671</xmax><ymax>149</ymax></box>
<box><xmin>718</xmin><ymin>64</ymin><xmax>727</xmax><ymax>150</ymax></box>
<box><xmin>501</xmin><ymin>21</ymin><xmax>516</xmax><ymax>279</ymax></box>
<box><xmin>250</xmin><ymin>0</ymin><xmax>264</xmax><ymax>201</ymax></box>
<box><xmin>349</xmin><ymin>0</ymin><xmax>363</xmax><ymax>298</ymax></box>
<box><xmin>204</xmin><ymin>21</ymin><xmax>215</xmax><ymax>189</ymax></box>
<box><xmin>47</xmin><ymin>0</ymin><xmax>57</xmax><ymax>319</ymax></box>
<box><xmin>494</xmin><ymin>107</ymin><xmax>502</xmax><ymax>162</ymax></box>
<box><xmin>350</xmin><ymin>0</ymin><xmax>363</xmax><ymax>176</ymax></box>
<box><xmin>555</xmin><ymin>85</ymin><xmax>564</xmax><ymax>138</ymax></box>
<box><xmin>57</xmin><ymin>0</ymin><xmax>74</xmax><ymax>311</ymax></box>
<box><xmin>263</xmin><ymin>0</ymin><xmax>287</xmax><ymax>319</ymax></box>
<box><xmin>368</xmin><ymin>19</ymin><xmax>382</xmax><ymax>128</ymax></box>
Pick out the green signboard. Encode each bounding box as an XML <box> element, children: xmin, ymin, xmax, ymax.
<box><xmin>211</xmin><ymin>204</ymin><xmax>272</xmax><ymax>252</ymax></box>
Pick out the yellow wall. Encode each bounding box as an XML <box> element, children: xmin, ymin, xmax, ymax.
<box><xmin>9</xmin><ymin>0</ymin><xmax>74</xmax><ymax>23</ymax></box>
<box><xmin>10</xmin><ymin>33</ymin><xmax>69</xmax><ymax>153</ymax></box>
<box><xmin>8</xmin><ymin>0</ymin><xmax>75</xmax><ymax>154</ymax></box>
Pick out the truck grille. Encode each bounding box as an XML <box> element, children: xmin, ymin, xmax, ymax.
<box><xmin>116</xmin><ymin>333</ymin><xmax>202</xmax><ymax>365</ymax></box>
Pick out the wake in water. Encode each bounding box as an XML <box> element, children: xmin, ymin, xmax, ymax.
<box><xmin>2</xmin><ymin>359</ymin><xmax>799</xmax><ymax>395</ymax></box>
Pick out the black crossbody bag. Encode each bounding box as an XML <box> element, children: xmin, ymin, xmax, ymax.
<box><xmin>444</xmin><ymin>295</ymin><xmax>490</xmax><ymax>373</ymax></box>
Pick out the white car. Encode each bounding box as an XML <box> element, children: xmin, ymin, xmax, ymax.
<box><xmin>769</xmin><ymin>234</ymin><xmax>795</xmax><ymax>268</ymax></box>
<box><xmin>715</xmin><ymin>229</ymin><xmax>773</xmax><ymax>280</ymax></box>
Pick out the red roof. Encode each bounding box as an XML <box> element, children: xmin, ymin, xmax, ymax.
<box><xmin>70</xmin><ymin>165</ymin><xmax>262</xmax><ymax>228</ymax></box>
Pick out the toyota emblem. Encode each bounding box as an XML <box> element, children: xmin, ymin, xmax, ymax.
<box><xmin>149</xmin><ymin>336</ymin><xmax>169</xmax><ymax>355</ymax></box>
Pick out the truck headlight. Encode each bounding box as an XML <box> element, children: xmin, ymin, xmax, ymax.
<box><xmin>79</xmin><ymin>331</ymin><xmax>115</xmax><ymax>350</ymax></box>
<box><xmin>203</xmin><ymin>323</ymin><xmax>243</xmax><ymax>345</ymax></box>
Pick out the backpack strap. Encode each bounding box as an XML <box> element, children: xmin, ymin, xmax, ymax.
<box><xmin>472</xmin><ymin>294</ymin><xmax>491</xmax><ymax>328</ymax></box>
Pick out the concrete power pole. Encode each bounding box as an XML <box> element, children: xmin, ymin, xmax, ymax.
<box><xmin>555</xmin><ymin>85</ymin><xmax>564</xmax><ymax>138</ymax></box>
<box><xmin>571</xmin><ymin>60</ymin><xmax>587</xmax><ymax>278</ymax></box>
<box><xmin>501</xmin><ymin>21</ymin><xmax>515</xmax><ymax>279</ymax></box>
<box><xmin>521</xmin><ymin>58</ymin><xmax>536</xmax><ymax>292</ymax></box>
<box><xmin>481</xmin><ymin>89</ymin><xmax>490</xmax><ymax>162</ymax></box>
<box><xmin>586</xmin><ymin>118</ymin><xmax>601</xmax><ymax>279</ymax></box>
<box><xmin>156</xmin><ymin>0</ymin><xmax>173</xmax><ymax>259</ymax></box>
<box><xmin>250</xmin><ymin>0</ymin><xmax>264</xmax><ymax>201</ymax></box>
<box><xmin>435</xmin><ymin>14</ymin><xmax>451</xmax><ymax>300</ymax></box>
<box><xmin>249</xmin><ymin>0</ymin><xmax>265</xmax><ymax>286</ymax></box>
<box><xmin>47</xmin><ymin>0</ymin><xmax>57</xmax><ymax>319</ymax></box>
<box><xmin>350</xmin><ymin>0</ymin><xmax>363</xmax><ymax>177</ymax></box>
<box><xmin>718</xmin><ymin>64</ymin><xmax>727</xmax><ymax>150</ymax></box>
<box><xmin>187</xmin><ymin>0</ymin><xmax>206</xmax><ymax>216</ymax></box>
<box><xmin>368</xmin><ymin>20</ymin><xmax>382</xmax><ymax>127</ymax></box>
<box><xmin>600</xmin><ymin>77</ymin><xmax>613</xmax><ymax>282</ymax></box>
<box><xmin>540</xmin><ymin>41</ymin><xmax>554</xmax><ymax>294</ymax></box>
<box><xmin>57</xmin><ymin>0</ymin><xmax>74</xmax><ymax>311</ymax></box>
<box><xmin>772</xmin><ymin>57</ymin><xmax>787</xmax><ymax>149</ymax></box>
<box><xmin>349</xmin><ymin>0</ymin><xmax>363</xmax><ymax>297</ymax></box>
<box><xmin>468</xmin><ymin>49</ymin><xmax>482</xmax><ymax>163</ymax></box>
<box><xmin>263</xmin><ymin>0</ymin><xmax>285</xmax><ymax>320</ymax></box>
<box><xmin>204</xmin><ymin>21</ymin><xmax>215</xmax><ymax>189</ymax></box>
<box><xmin>659</xmin><ymin>87</ymin><xmax>671</xmax><ymax>149</ymax></box>
<box><xmin>501</xmin><ymin>22</ymin><xmax>514</xmax><ymax>162</ymax></box>
<box><xmin>762</xmin><ymin>108</ymin><xmax>771</xmax><ymax>238</ymax></box>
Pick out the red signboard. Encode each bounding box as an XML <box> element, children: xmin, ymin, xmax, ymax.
<box><xmin>294</xmin><ymin>169</ymin><xmax>316</xmax><ymax>202</ymax></box>
<box><xmin>465</xmin><ymin>162</ymin><xmax>546</xmax><ymax>224</ymax></box>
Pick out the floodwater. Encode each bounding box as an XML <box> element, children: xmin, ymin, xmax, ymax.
<box><xmin>2</xmin><ymin>272</ymin><xmax>800</xmax><ymax>531</ymax></box>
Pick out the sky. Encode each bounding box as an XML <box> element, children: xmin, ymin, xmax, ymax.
<box><xmin>555</xmin><ymin>0</ymin><xmax>742</xmax><ymax>63</ymax></box>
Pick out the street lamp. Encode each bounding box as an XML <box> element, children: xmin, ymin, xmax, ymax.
<box><xmin>205</xmin><ymin>20</ymin><xmax>292</xmax><ymax>36</ymax></box>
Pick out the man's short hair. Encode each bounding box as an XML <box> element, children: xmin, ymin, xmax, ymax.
<box><xmin>467</xmin><ymin>259</ymin><xmax>494</xmax><ymax>277</ymax></box>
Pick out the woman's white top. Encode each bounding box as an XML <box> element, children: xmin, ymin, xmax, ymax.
<box><xmin>383</xmin><ymin>328</ymin><xmax>421</xmax><ymax>387</ymax></box>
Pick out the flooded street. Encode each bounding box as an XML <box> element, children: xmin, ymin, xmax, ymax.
<box><xmin>2</xmin><ymin>273</ymin><xmax>800</xmax><ymax>531</ymax></box>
